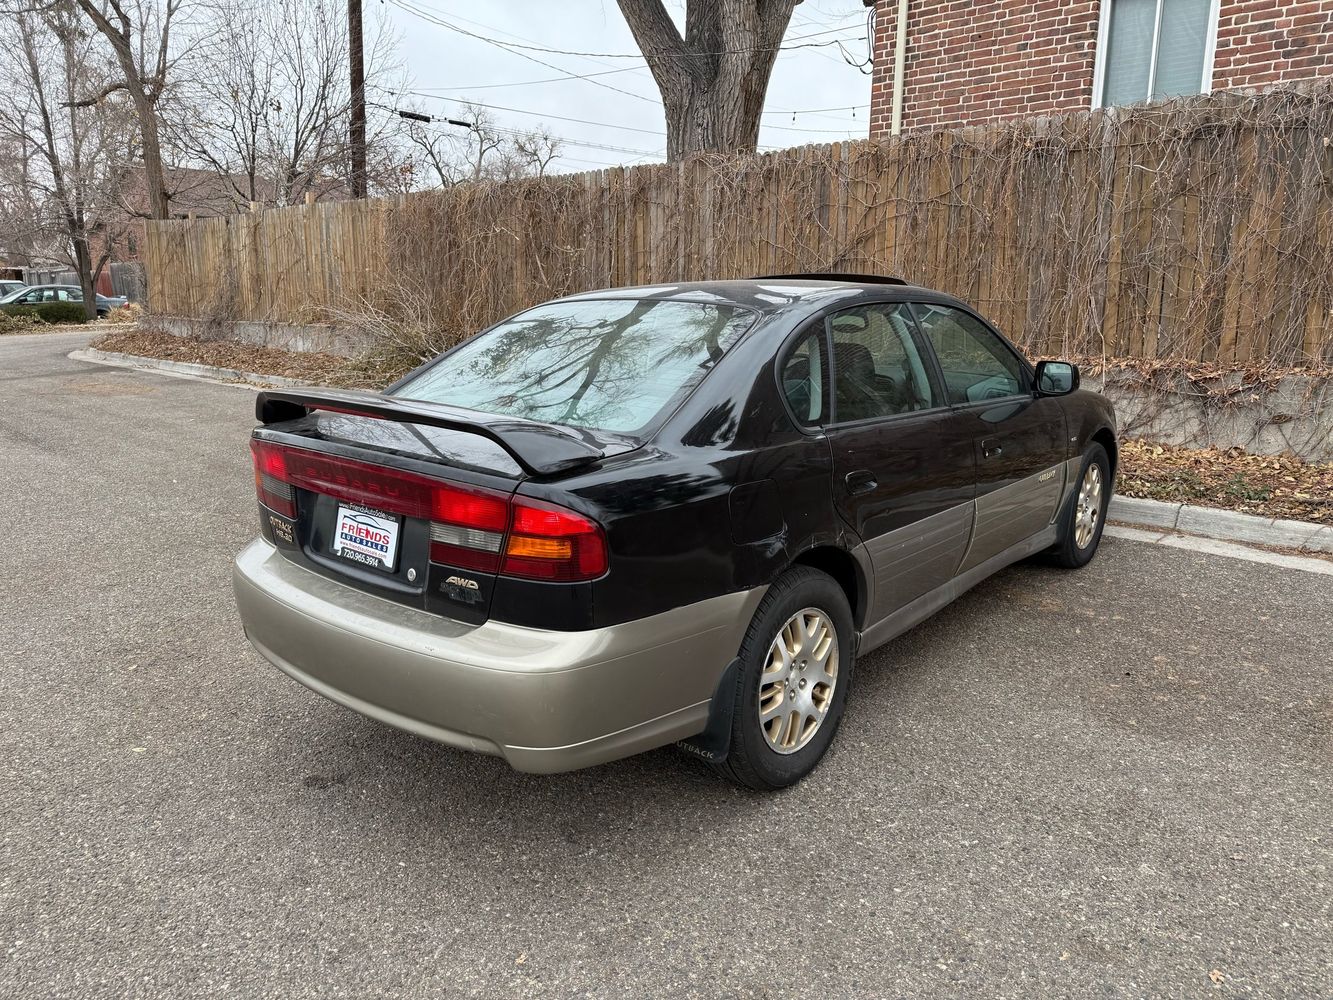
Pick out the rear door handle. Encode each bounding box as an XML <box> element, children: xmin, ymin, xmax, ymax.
<box><xmin>845</xmin><ymin>470</ymin><xmax>877</xmax><ymax>496</ymax></box>
<box><xmin>982</xmin><ymin>440</ymin><xmax>1004</xmax><ymax>459</ymax></box>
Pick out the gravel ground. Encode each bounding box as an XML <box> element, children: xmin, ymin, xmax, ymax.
<box><xmin>2</xmin><ymin>330</ymin><xmax>1330</xmax><ymax>999</ymax></box>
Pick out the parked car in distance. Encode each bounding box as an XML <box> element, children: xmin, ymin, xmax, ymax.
<box><xmin>0</xmin><ymin>280</ymin><xmax>26</xmax><ymax>297</ymax></box>
<box><xmin>233</xmin><ymin>275</ymin><xmax>1117</xmax><ymax>789</ymax></box>
<box><xmin>0</xmin><ymin>283</ymin><xmax>127</xmax><ymax>317</ymax></box>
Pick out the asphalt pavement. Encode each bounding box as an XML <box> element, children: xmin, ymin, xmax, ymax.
<box><xmin>2</xmin><ymin>330</ymin><xmax>1330</xmax><ymax>999</ymax></box>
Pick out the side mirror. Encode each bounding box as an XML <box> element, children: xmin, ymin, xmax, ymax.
<box><xmin>1035</xmin><ymin>360</ymin><xmax>1079</xmax><ymax>396</ymax></box>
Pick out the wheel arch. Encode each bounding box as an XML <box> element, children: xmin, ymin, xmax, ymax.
<box><xmin>788</xmin><ymin>544</ymin><xmax>867</xmax><ymax>629</ymax></box>
<box><xmin>1091</xmin><ymin>426</ymin><xmax>1118</xmax><ymax>478</ymax></box>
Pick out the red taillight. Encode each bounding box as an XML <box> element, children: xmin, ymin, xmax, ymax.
<box><xmin>278</xmin><ymin>446</ymin><xmax>510</xmax><ymax>527</ymax></box>
<box><xmin>502</xmin><ymin>498</ymin><xmax>608</xmax><ymax>582</ymax></box>
<box><xmin>250</xmin><ymin>439</ymin><xmax>608</xmax><ymax>583</ymax></box>
<box><xmin>251</xmin><ymin>440</ymin><xmax>296</xmax><ymax>517</ymax></box>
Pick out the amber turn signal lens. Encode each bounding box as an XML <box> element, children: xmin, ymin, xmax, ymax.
<box><xmin>505</xmin><ymin>535</ymin><xmax>573</xmax><ymax>560</ymax></box>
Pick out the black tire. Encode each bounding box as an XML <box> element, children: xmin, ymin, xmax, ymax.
<box><xmin>710</xmin><ymin>567</ymin><xmax>854</xmax><ymax>790</ymax></box>
<box><xmin>1051</xmin><ymin>443</ymin><xmax>1111</xmax><ymax>569</ymax></box>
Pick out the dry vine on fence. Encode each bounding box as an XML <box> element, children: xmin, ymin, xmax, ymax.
<box><xmin>145</xmin><ymin>86</ymin><xmax>1333</xmax><ymax>371</ymax></box>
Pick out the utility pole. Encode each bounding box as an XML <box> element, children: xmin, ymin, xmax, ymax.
<box><xmin>348</xmin><ymin>0</ymin><xmax>367</xmax><ymax>198</ymax></box>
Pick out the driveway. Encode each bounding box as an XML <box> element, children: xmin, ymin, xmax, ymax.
<box><xmin>2</xmin><ymin>331</ymin><xmax>1330</xmax><ymax>999</ymax></box>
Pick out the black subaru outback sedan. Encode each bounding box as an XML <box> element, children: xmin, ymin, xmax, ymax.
<box><xmin>234</xmin><ymin>275</ymin><xmax>1116</xmax><ymax>789</ymax></box>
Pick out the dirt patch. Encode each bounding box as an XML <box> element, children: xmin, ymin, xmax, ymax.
<box><xmin>90</xmin><ymin>329</ymin><xmax>396</xmax><ymax>389</ymax></box>
<box><xmin>1117</xmin><ymin>440</ymin><xmax>1333</xmax><ymax>524</ymax></box>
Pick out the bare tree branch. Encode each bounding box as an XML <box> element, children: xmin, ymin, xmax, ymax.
<box><xmin>0</xmin><ymin>2</ymin><xmax>136</xmax><ymax>314</ymax></box>
<box><xmin>71</xmin><ymin>0</ymin><xmax>183</xmax><ymax>218</ymax></box>
<box><xmin>63</xmin><ymin>79</ymin><xmax>130</xmax><ymax>108</ymax></box>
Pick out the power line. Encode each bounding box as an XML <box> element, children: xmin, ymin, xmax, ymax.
<box><xmin>381</xmin><ymin>84</ymin><xmax>867</xmax><ymax>130</ymax></box>
<box><xmin>376</xmin><ymin>86</ymin><xmax>663</xmax><ymax>137</ymax></box>
<box><xmin>394</xmin><ymin>1</ymin><xmax>633</xmax><ymax>70</ymax></box>
<box><xmin>387</xmin><ymin>13</ymin><xmax>866</xmax><ymax>97</ymax></box>
<box><xmin>386</xmin><ymin>0</ymin><xmax>874</xmax><ymax>127</ymax></box>
<box><xmin>764</xmin><ymin>122</ymin><xmax>868</xmax><ymax>135</ymax></box>
<box><xmin>407</xmin><ymin>66</ymin><xmax>648</xmax><ymax>92</ymax></box>
<box><xmin>378</xmin><ymin>3</ymin><xmax>875</xmax><ymax>156</ymax></box>
<box><xmin>368</xmin><ymin>103</ymin><xmax>662</xmax><ymax>158</ymax></box>
<box><xmin>391</xmin><ymin>0</ymin><xmax>868</xmax><ymax>60</ymax></box>
<box><xmin>764</xmin><ymin>103</ymin><xmax>870</xmax><ymax>116</ymax></box>
<box><xmin>387</xmin><ymin>0</ymin><xmax>660</xmax><ymax>104</ymax></box>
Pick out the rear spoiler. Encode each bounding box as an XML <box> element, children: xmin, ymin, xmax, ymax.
<box><xmin>255</xmin><ymin>388</ymin><xmax>627</xmax><ymax>477</ymax></box>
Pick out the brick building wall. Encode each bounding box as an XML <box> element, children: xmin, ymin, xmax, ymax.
<box><xmin>868</xmin><ymin>0</ymin><xmax>1333</xmax><ymax>135</ymax></box>
<box><xmin>1211</xmin><ymin>0</ymin><xmax>1333</xmax><ymax>89</ymax></box>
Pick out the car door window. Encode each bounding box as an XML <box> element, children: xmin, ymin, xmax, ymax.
<box><xmin>779</xmin><ymin>327</ymin><xmax>828</xmax><ymax>427</ymax></box>
<box><xmin>913</xmin><ymin>304</ymin><xmax>1028</xmax><ymax>404</ymax></box>
<box><xmin>59</xmin><ymin>289</ymin><xmax>81</xmax><ymax>302</ymax></box>
<box><xmin>828</xmin><ymin>304</ymin><xmax>936</xmax><ymax>423</ymax></box>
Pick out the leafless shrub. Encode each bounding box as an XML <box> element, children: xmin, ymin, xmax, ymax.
<box><xmin>107</xmin><ymin>303</ymin><xmax>143</xmax><ymax>324</ymax></box>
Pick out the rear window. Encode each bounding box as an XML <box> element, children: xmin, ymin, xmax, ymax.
<box><xmin>396</xmin><ymin>298</ymin><xmax>755</xmax><ymax>434</ymax></box>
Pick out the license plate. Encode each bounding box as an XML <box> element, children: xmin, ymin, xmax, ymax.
<box><xmin>332</xmin><ymin>504</ymin><xmax>400</xmax><ymax>571</ymax></box>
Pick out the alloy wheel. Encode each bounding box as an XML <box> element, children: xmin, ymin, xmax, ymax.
<box><xmin>1074</xmin><ymin>462</ymin><xmax>1104</xmax><ymax>549</ymax></box>
<box><xmin>757</xmin><ymin>608</ymin><xmax>838</xmax><ymax>755</ymax></box>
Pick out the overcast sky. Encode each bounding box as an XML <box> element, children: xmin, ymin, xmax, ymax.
<box><xmin>374</xmin><ymin>0</ymin><xmax>876</xmax><ymax>174</ymax></box>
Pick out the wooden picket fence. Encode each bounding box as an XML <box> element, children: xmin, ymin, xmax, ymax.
<box><xmin>144</xmin><ymin>87</ymin><xmax>1333</xmax><ymax>367</ymax></box>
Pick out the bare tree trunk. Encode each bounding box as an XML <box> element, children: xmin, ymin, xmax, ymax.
<box><xmin>617</xmin><ymin>0</ymin><xmax>801</xmax><ymax>160</ymax></box>
<box><xmin>63</xmin><ymin>51</ymin><xmax>98</xmax><ymax>320</ymax></box>
<box><xmin>72</xmin><ymin>233</ymin><xmax>97</xmax><ymax>320</ymax></box>
<box><xmin>132</xmin><ymin>92</ymin><xmax>170</xmax><ymax>219</ymax></box>
<box><xmin>7</xmin><ymin>8</ymin><xmax>125</xmax><ymax>318</ymax></box>
<box><xmin>72</xmin><ymin>0</ymin><xmax>180</xmax><ymax>220</ymax></box>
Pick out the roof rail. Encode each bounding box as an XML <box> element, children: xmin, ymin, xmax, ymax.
<box><xmin>754</xmin><ymin>272</ymin><xmax>909</xmax><ymax>286</ymax></box>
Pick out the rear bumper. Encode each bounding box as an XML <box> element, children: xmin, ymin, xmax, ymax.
<box><xmin>233</xmin><ymin>539</ymin><xmax>764</xmax><ymax>773</ymax></box>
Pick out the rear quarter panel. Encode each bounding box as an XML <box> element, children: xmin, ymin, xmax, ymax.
<box><xmin>516</xmin><ymin>313</ymin><xmax>842</xmax><ymax>630</ymax></box>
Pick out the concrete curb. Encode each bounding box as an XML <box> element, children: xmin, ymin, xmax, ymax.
<box><xmin>70</xmin><ymin>348</ymin><xmax>315</xmax><ymax>389</ymax></box>
<box><xmin>1108</xmin><ymin>495</ymin><xmax>1333</xmax><ymax>554</ymax></box>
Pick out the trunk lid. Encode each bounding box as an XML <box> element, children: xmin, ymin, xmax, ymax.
<box><xmin>250</xmin><ymin>389</ymin><xmax>619</xmax><ymax>624</ymax></box>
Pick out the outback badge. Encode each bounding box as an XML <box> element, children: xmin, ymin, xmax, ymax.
<box><xmin>441</xmin><ymin>574</ymin><xmax>484</xmax><ymax>605</ymax></box>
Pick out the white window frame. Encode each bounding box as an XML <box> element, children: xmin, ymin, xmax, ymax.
<box><xmin>1092</xmin><ymin>0</ymin><xmax>1222</xmax><ymax>108</ymax></box>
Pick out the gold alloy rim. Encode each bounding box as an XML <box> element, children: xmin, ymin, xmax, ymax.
<box><xmin>1074</xmin><ymin>463</ymin><xmax>1103</xmax><ymax>549</ymax></box>
<box><xmin>758</xmin><ymin>608</ymin><xmax>838</xmax><ymax>755</ymax></box>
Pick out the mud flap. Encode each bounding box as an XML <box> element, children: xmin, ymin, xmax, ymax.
<box><xmin>675</xmin><ymin>658</ymin><xmax>741</xmax><ymax>763</ymax></box>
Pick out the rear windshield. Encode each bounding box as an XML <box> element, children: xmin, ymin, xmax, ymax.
<box><xmin>396</xmin><ymin>298</ymin><xmax>755</xmax><ymax>434</ymax></box>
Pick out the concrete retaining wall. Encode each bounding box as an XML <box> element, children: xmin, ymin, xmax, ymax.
<box><xmin>153</xmin><ymin>315</ymin><xmax>375</xmax><ymax>358</ymax></box>
<box><xmin>1085</xmin><ymin>371</ymin><xmax>1333</xmax><ymax>463</ymax></box>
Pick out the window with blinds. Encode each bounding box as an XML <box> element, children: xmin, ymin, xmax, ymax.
<box><xmin>1096</xmin><ymin>0</ymin><xmax>1217</xmax><ymax>107</ymax></box>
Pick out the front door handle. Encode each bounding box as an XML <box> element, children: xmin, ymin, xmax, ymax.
<box><xmin>982</xmin><ymin>439</ymin><xmax>1004</xmax><ymax>459</ymax></box>
<box><xmin>845</xmin><ymin>470</ymin><xmax>877</xmax><ymax>496</ymax></box>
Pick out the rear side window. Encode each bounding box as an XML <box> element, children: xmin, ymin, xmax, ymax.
<box><xmin>912</xmin><ymin>304</ymin><xmax>1028</xmax><ymax>404</ymax></box>
<box><xmin>828</xmin><ymin>304</ymin><xmax>937</xmax><ymax>421</ymax></box>
<box><xmin>397</xmin><ymin>299</ymin><xmax>755</xmax><ymax>435</ymax></box>
<box><xmin>779</xmin><ymin>327</ymin><xmax>828</xmax><ymax>427</ymax></box>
